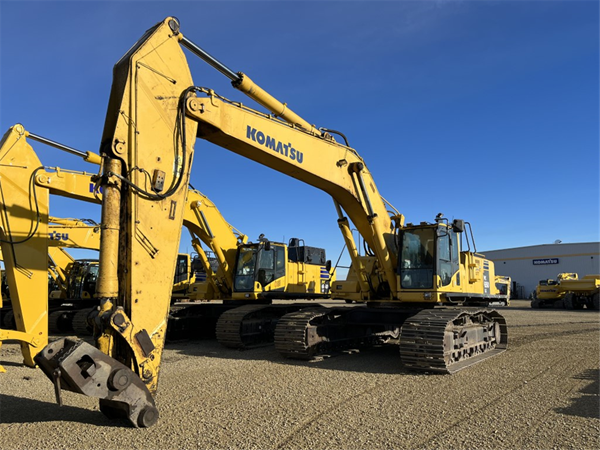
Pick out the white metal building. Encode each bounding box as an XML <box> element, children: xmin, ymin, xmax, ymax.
<box><xmin>482</xmin><ymin>242</ymin><xmax>600</xmax><ymax>299</ymax></box>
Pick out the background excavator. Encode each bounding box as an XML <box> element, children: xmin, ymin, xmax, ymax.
<box><xmin>7</xmin><ymin>17</ymin><xmax>508</xmax><ymax>427</ymax></box>
<box><xmin>532</xmin><ymin>273</ymin><xmax>599</xmax><ymax>310</ymax></box>
<box><xmin>169</xmin><ymin>187</ymin><xmax>334</xmax><ymax>343</ymax></box>
<box><xmin>0</xmin><ymin>124</ymin><xmax>102</xmax><ymax>371</ymax></box>
<box><xmin>45</xmin><ymin>217</ymin><xmax>101</xmax><ymax>335</ymax></box>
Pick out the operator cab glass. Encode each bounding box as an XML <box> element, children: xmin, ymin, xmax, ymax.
<box><xmin>82</xmin><ymin>265</ymin><xmax>99</xmax><ymax>298</ymax></box>
<box><xmin>399</xmin><ymin>225</ymin><xmax>460</xmax><ymax>290</ymax></box>
<box><xmin>400</xmin><ymin>228</ymin><xmax>435</xmax><ymax>289</ymax></box>
<box><xmin>67</xmin><ymin>261</ymin><xmax>99</xmax><ymax>299</ymax></box>
<box><xmin>174</xmin><ymin>254</ymin><xmax>189</xmax><ymax>284</ymax></box>
<box><xmin>234</xmin><ymin>243</ymin><xmax>286</xmax><ymax>292</ymax></box>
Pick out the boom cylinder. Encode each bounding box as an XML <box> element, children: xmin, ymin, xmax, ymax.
<box><xmin>334</xmin><ymin>200</ymin><xmax>370</xmax><ymax>295</ymax></box>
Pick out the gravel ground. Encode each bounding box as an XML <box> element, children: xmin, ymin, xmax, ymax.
<box><xmin>1</xmin><ymin>300</ymin><xmax>598</xmax><ymax>449</ymax></box>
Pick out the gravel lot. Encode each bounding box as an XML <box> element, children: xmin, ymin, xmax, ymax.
<box><xmin>1</xmin><ymin>300</ymin><xmax>598</xmax><ymax>449</ymax></box>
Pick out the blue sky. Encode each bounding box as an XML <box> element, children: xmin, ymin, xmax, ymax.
<box><xmin>1</xmin><ymin>0</ymin><xmax>598</xmax><ymax>267</ymax></box>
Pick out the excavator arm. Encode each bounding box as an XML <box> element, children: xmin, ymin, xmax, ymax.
<box><xmin>48</xmin><ymin>217</ymin><xmax>101</xmax><ymax>250</ymax></box>
<box><xmin>183</xmin><ymin>188</ymin><xmax>247</xmax><ymax>297</ymax></box>
<box><xmin>33</xmin><ymin>18</ymin><xmax>199</xmax><ymax>427</ymax></box>
<box><xmin>186</xmin><ymin>91</ymin><xmax>402</xmax><ymax>297</ymax></box>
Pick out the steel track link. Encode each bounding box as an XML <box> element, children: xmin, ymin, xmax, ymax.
<box><xmin>215</xmin><ymin>304</ymin><xmax>272</xmax><ymax>349</ymax></box>
<box><xmin>399</xmin><ymin>308</ymin><xmax>508</xmax><ymax>374</ymax></box>
<box><xmin>71</xmin><ymin>308</ymin><xmax>94</xmax><ymax>336</ymax></box>
<box><xmin>274</xmin><ymin>307</ymin><xmax>329</xmax><ymax>359</ymax></box>
<box><xmin>48</xmin><ymin>310</ymin><xmax>71</xmax><ymax>334</ymax></box>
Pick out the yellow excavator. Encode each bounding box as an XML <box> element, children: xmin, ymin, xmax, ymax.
<box><xmin>162</xmin><ymin>18</ymin><xmax>510</xmax><ymax>366</ymax></box>
<box><xmin>532</xmin><ymin>273</ymin><xmax>599</xmax><ymax>310</ymax></box>
<box><xmin>170</xmin><ymin>188</ymin><xmax>334</xmax><ymax>343</ymax></box>
<box><xmin>177</xmin><ymin>185</ymin><xmax>334</xmax><ymax>347</ymax></box>
<box><xmin>0</xmin><ymin>125</ymin><xmax>101</xmax><ymax>371</ymax></box>
<box><xmin>45</xmin><ymin>217</ymin><xmax>101</xmax><ymax>334</ymax></box>
<box><xmin>532</xmin><ymin>273</ymin><xmax>576</xmax><ymax>308</ymax></box>
<box><xmin>7</xmin><ymin>17</ymin><xmax>507</xmax><ymax>427</ymax></box>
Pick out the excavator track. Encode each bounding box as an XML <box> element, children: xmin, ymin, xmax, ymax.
<box><xmin>216</xmin><ymin>303</ymin><xmax>318</xmax><ymax>349</ymax></box>
<box><xmin>48</xmin><ymin>310</ymin><xmax>72</xmax><ymax>334</ymax></box>
<box><xmin>274</xmin><ymin>306</ymin><xmax>508</xmax><ymax>373</ymax></box>
<box><xmin>399</xmin><ymin>308</ymin><xmax>507</xmax><ymax>374</ymax></box>
<box><xmin>274</xmin><ymin>306</ymin><xmax>400</xmax><ymax>359</ymax></box>
<box><xmin>71</xmin><ymin>308</ymin><xmax>94</xmax><ymax>336</ymax></box>
<box><xmin>2</xmin><ymin>310</ymin><xmax>15</xmax><ymax>329</ymax></box>
<box><xmin>274</xmin><ymin>307</ymin><xmax>330</xmax><ymax>359</ymax></box>
<box><xmin>166</xmin><ymin>303</ymin><xmax>231</xmax><ymax>341</ymax></box>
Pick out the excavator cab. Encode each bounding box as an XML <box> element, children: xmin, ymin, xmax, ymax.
<box><xmin>232</xmin><ymin>237</ymin><xmax>331</xmax><ymax>300</ymax></box>
<box><xmin>173</xmin><ymin>254</ymin><xmax>191</xmax><ymax>285</ymax></box>
<box><xmin>233</xmin><ymin>240</ymin><xmax>285</xmax><ymax>295</ymax></box>
<box><xmin>66</xmin><ymin>260</ymin><xmax>99</xmax><ymax>300</ymax></box>
<box><xmin>399</xmin><ymin>223</ymin><xmax>460</xmax><ymax>291</ymax></box>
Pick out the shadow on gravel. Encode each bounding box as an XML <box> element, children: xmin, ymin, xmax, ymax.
<box><xmin>0</xmin><ymin>360</ymin><xmax>27</xmax><ymax>369</ymax></box>
<box><xmin>166</xmin><ymin>339</ymin><xmax>414</xmax><ymax>375</ymax></box>
<box><xmin>555</xmin><ymin>368</ymin><xmax>600</xmax><ymax>420</ymax></box>
<box><xmin>0</xmin><ymin>394</ymin><xmax>124</xmax><ymax>427</ymax></box>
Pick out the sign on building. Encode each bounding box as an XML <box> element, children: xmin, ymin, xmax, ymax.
<box><xmin>532</xmin><ymin>258</ymin><xmax>559</xmax><ymax>265</ymax></box>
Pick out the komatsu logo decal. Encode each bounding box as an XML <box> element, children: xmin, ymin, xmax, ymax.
<box><xmin>89</xmin><ymin>183</ymin><xmax>103</xmax><ymax>194</ymax></box>
<box><xmin>49</xmin><ymin>232</ymin><xmax>69</xmax><ymax>241</ymax></box>
<box><xmin>246</xmin><ymin>126</ymin><xmax>304</xmax><ymax>163</ymax></box>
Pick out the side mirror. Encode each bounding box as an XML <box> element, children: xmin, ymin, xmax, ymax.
<box><xmin>325</xmin><ymin>260</ymin><xmax>332</xmax><ymax>272</ymax></box>
<box><xmin>452</xmin><ymin>219</ymin><xmax>465</xmax><ymax>233</ymax></box>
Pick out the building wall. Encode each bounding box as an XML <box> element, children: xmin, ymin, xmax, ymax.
<box><xmin>482</xmin><ymin>242</ymin><xmax>600</xmax><ymax>298</ymax></box>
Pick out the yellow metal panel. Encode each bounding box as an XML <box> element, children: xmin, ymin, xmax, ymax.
<box><xmin>97</xmin><ymin>18</ymin><xmax>197</xmax><ymax>391</ymax></box>
<box><xmin>0</xmin><ymin>125</ymin><xmax>49</xmax><ymax>367</ymax></box>
<box><xmin>187</xmin><ymin>94</ymin><xmax>398</xmax><ymax>295</ymax></box>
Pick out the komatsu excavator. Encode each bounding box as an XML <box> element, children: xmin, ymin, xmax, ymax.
<box><xmin>532</xmin><ymin>273</ymin><xmax>575</xmax><ymax>308</ymax></box>
<box><xmin>169</xmin><ymin>188</ymin><xmax>334</xmax><ymax>343</ymax></box>
<box><xmin>0</xmin><ymin>124</ymin><xmax>102</xmax><ymax>372</ymax></box>
<box><xmin>153</xmin><ymin>17</ymin><xmax>508</xmax><ymax>370</ymax></box>
<box><xmin>532</xmin><ymin>273</ymin><xmax>599</xmax><ymax>310</ymax></box>
<box><xmin>8</xmin><ymin>17</ymin><xmax>507</xmax><ymax>427</ymax></box>
<box><xmin>44</xmin><ymin>217</ymin><xmax>101</xmax><ymax>334</ymax></box>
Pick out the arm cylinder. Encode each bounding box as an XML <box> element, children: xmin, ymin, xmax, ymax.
<box><xmin>27</xmin><ymin>132</ymin><xmax>102</xmax><ymax>165</ymax></box>
<box><xmin>178</xmin><ymin>34</ymin><xmax>314</xmax><ymax>131</ymax></box>
<box><xmin>179</xmin><ymin>34</ymin><xmax>239</xmax><ymax>82</ymax></box>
